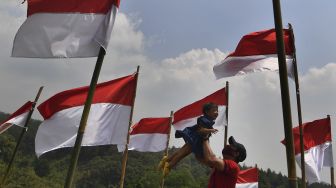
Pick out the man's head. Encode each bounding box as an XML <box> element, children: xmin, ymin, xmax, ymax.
<box><xmin>222</xmin><ymin>136</ymin><xmax>246</xmax><ymax>163</ymax></box>
<box><xmin>202</xmin><ymin>102</ymin><xmax>218</xmax><ymax>120</ymax></box>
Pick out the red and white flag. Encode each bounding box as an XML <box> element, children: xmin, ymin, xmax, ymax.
<box><xmin>12</xmin><ymin>0</ymin><xmax>120</xmax><ymax>58</ymax></box>
<box><xmin>35</xmin><ymin>73</ymin><xmax>137</xmax><ymax>157</ymax></box>
<box><xmin>173</xmin><ymin>88</ymin><xmax>227</xmax><ymax>131</ymax></box>
<box><xmin>236</xmin><ymin>167</ymin><xmax>259</xmax><ymax>188</ymax></box>
<box><xmin>0</xmin><ymin>101</ymin><xmax>33</xmax><ymax>134</ymax></box>
<box><xmin>128</xmin><ymin>117</ymin><xmax>171</xmax><ymax>152</ymax></box>
<box><xmin>282</xmin><ymin>117</ymin><xmax>333</xmax><ymax>184</ymax></box>
<box><xmin>213</xmin><ymin>29</ymin><xmax>294</xmax><ymax>79</ymax></box>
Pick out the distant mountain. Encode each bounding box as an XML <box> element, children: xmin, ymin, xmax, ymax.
<box><xmin>0</xmin><ymin>112</ymin><xmax>332</xmax><ymax>187</ymax></box>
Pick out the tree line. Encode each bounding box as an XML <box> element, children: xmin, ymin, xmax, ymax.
<box><xmin>0</xmin><ymin>112</ymin><xmax>330</xmax><ymax>187</ymax></box>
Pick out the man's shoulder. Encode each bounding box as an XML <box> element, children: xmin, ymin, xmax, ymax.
<box><xmin>223</xmin><ymin>159</ymin><xmax>239</xmax><ymax>166</ymax></box>
<box><xmin>223</xmin><ymin>159</ymin><xmax>240</xmax><ymax>174</ymax></box>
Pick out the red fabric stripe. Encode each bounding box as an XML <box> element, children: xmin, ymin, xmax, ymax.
<box><xmin>282</xmin><ymin>117</ymin><xmax>332</xmax><ymax>155</ymax></box>
<box><xmin>38</xmin><ymin>74</ymin><xmax>137</xmax><ymax>119</ymax></box>
<box><xmin>130</xmin><ymin>117</ymin><xmax>170</xmax><ymax>135</ymax></box>
<box><xmin>228</xmin><ymin>29</ymin><xmax>293</xmax><ymax>57</ymax></box>
<box><xmin>28</xmin><ymin>0</ymin><xmax>120</xmax><ymax>16</ymax></box>
<box><xmin>237</xmin><ymin>167</ymin><xmax>259</xmax><ymax>183</ymax></box>
<box><xmin>173</xmin><ymin>88</ymin><xmax>227</xmax><ymax>124</ymax></box>
<box><xmin>0</xmin><ymin>101</ymin><xmax>33</xmax><ymax>125</ymax></box>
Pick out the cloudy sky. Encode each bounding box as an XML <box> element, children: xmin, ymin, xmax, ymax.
<box><xmin>1</xmin><ymin>0</ymin><xmax>336</xmax><ymax>184</ymax></box>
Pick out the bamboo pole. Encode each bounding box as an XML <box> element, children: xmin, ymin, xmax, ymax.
<box><xmin>328</xmin><ymin>115</ymin><xmax>335</xmax><ymax>188</ymax></box>
<box><xmin>224</xmin><ymin>81</ymin><xmax>229</xmax><ymax>146</ymax></box>
<box><xmin>288</xmin><ymin>23</ymin><xmax>306</xmax><ymax>188</ymax></box>
<box><xmin>331</xmin><ymin>167</ymin><xmax>335</xmax><ymax>188</ymax></box>
<box><xmin>1</xmin><ymin>86</ymin><xmax>44</xmax><ymax>187</ymax></box>
<box><xmin>119</xmin><ymin>66</ymin><xmax>140</xmax><ymax>188</ymax></box>
<box><xmin>64</xmin><ymin>47</ymin><xmax>106</xmax><ymax>188</ymax></box>
<box><xmin>272</xmin><ymin>1</ymin><xmax>298</xmax><ymax>187</ymax></box>
<box><xmin>160</xmin><ymin>111</ymin><xmax>174</xmax><ymax>188</ymax></box>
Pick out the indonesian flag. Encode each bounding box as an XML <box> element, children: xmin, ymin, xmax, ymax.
<box><xmin>128</xmin><ymin>117</ymin><xmax>171</xmax><ymax>152</ymax></box>
<box><xmin>236</xmin><ymin>167</ymin><xmax>259</xmax><ymax>188</ymax></box>
<box><xmin>173</xmin><ymin>88</ymin><xmax>227</xmax><ymax>131</ymax></box>
<box><xmin>282</xmin><ymin>117</ymin><xmax>334</xmax><ymax>184</ymax></box>
<box><xmin>35</xmin><ymin>73</ymin><xmax>137</xmax><ymax>157</ymax></box>
<box><xmin>213</xmin><ymin>29</ymin><xmax>294</xmax><ymax>79</ymax></box>
<box><xmin>12</xmin><ymin>0</ymin><xmax>120</xmax><ymax>58</ymax></box>
<box><xmin>0</xmin><ymin>101</ymin><xmax>33</xmax><ymax>134</ymax></box>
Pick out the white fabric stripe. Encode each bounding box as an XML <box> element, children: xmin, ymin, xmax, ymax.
<box><xmin>295</xmin><ymin>142</ymin><xmax>333</xmax><ymax>184</ymax></box>
<box><xmin>128</xmin><ymin>133</ymin><xmax>168</xmax><ymax>152</ymax></box>
<box><xmin>173</xmin><ymin>106</ymin><xmax>226</xmax><ymax>130</ymax></box>
<box><xmin>236</xmin><ymin>182</ymin><xmax>258</xmax><ymax>188</ymax></box>
<box><xmin>0</xmin><ymin>112</ymin><xmax>30</xmax><ymax>133</ymax></box>
<box><xmin>35</xmin><ymin>103</ymin><xmax>131</xmax><ymax>157</ymax></box>
<box><xmin>12</xmin><ymin>5</ymin><xmax>117</xmax><ymax>58</ymax></box>
<box><xmin>95</xmin><ymin>5</ymin><xmax>118</xmax><ymax>50</ymax></box>
<box><xmin>3</xmin><ymin>111</ymin><xmax>29</xmax><ymax>128</ymax></box>
<box><xmin>213</xmin><ymin>54</ymin><xmax>294</xmax><ymax>79</ymax></box>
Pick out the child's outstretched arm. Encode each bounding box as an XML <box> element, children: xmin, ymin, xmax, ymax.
<box><xmin>197</xmin><ymin>127</ymin><xmax>218</xmax><ymax>135</ymax></box>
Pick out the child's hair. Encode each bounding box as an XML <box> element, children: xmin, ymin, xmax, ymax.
<box><xmin>202</xmin><ymin>102</ymin><xmax>218</xmax><ymax>114</ymax></box>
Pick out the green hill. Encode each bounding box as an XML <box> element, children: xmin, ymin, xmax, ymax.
<box><xmin>0</xmin><ymin>112</ymin><xmax>331</xmax><ymax>187</ymax></box>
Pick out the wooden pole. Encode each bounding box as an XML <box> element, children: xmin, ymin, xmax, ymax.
<box><xmin>288</xmin><ymin>23</ymin><xmax>306</xmax><ymax>188</ymax></box>
<box><xmin>224</xmin><ymin>81</ymin><xmax>229</xmax><ymax>146</ymax></box>
<box><xmin>1</xmin><ymin>86</ymin><xmax>44</xmax><ymax>187</ymax></box>
<box><xmin>272</xmin><ymin>1</ymin><xmax>298</xmax><ymax>187</ymax></box>
<box><xmin>119</xmin><ymin>66</ymin><xmax>140</xmax><ymax>188</ymax></box>
<box><xmin>64</xmin><ymin>47</ymin><xmax>106</xmax><ymax>188</ymax></box>
<box><xmin>160</xmin><ymin>111</ymin><xmax>174</xmax><ymax>188</ymax></box>
<box><xmin>331</xmin><ymin>167</ymin><xmax>335</xmax><ymax>188</ymax></box>
<box><xmin>328</xmin><ymin>115</ymin><xmax>335</xmax><ymax>188</ymax></box>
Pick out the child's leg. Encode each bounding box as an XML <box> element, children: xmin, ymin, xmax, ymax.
<box><xmin>167</xmin><ymin>143</ymin><xmax>192</xmax><ymax>168</ymax></box>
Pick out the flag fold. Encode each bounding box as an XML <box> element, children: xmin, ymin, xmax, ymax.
<box><xmin>0</xmin><ymin>101</ymin><xmax>33</xmax><ymax>134</ymax></box>
<box><xmin>35</xmin><ymin>73</ymin><xmax>137</xmax><ymax>157</ymax></box>
<box><xmin>213</xmin><ymin>29</ymin><xmax>294</xmax><ymax>79</ymax></box>
<box><xmin>282</xmin><ymin>117</ymin><xmax>333</xmax><ymax>184</ymax></box>
<box><xmin>12</xmin><ymin>0</ymin><xmax>120</xmax><ymax>58</ymax></box>
<box><xmin>128</xmin><ymin>117</ymin><xmax>171</xmax><ymax>152</ymax></box>
<box><xmin>237</xmin><ymin>167</ymin><xmax>259</xmax><ymax>188</ymax></box>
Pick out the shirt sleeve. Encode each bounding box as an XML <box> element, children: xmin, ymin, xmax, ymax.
<box><xmin>223</xmin><ymin>160</ymin><xmax>239</xmax><ymax>176</ymax></box>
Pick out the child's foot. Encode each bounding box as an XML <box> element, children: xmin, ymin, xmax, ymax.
<box><xmin>163</xmin><ymin>162</ymin><xmax>170</xmax><ymax>177</ymax></box>
<box><xmin>157</xmin><ymin>155</ymin><xmax>168</xmax><ymax>170</ymax></box>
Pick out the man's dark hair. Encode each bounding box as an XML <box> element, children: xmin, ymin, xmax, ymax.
<box><xmin>202</xmin><ymin>102</ymin><xmax>218</xmax><ymax>114</ymax></box>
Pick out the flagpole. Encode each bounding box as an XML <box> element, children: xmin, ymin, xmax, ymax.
<box><xmin>224</xmin><ymin>81</ymin><xmax>229</xmax><ymax>146</ymax></box>
<box><xmin>160</xmin><ymin>111</ymin><xmax>174</xmax><ymax>188</ymax></box>
<box><xmin>119</xmin><ymin>66</ymin><xmax>140</xmax><ymax>188</ymax></box>
<box><xmin>64</xmin><ymin>47</ymin><xmax>106</xmax><ymax>188</ymax></box>
<box><xmin>272</xmin><ymin>1</ymin><xmax>298</xmax><ymax>188</ymax></box>
<box><xmin>1</xmin><ymin>86</ymin><xmax>43</xmax><ymax>187</ymax></box>
<box><xmin>328</xmin><ymin>115</ymin><xmax>335</xmax><ymax>188</ymax></box>
<box><xmin>331</xmin><ymin>167</ymin><xmax>335</xmax><ymax>188</ymax></box>
<box><xmin>288</xmin><ymin>23</ymin><xmax>306</xmax><ymax>188</ymax></box>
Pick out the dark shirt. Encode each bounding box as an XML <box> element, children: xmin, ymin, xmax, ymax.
<box><xmin>196</xmin><ymin>115</ymin><xmax>215</xmax><ymax>139</ymax></box>
<box><xmin>174</xmin><ymin>115</ymin><xmax>215</xmax><ymax>157</ymax></box>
